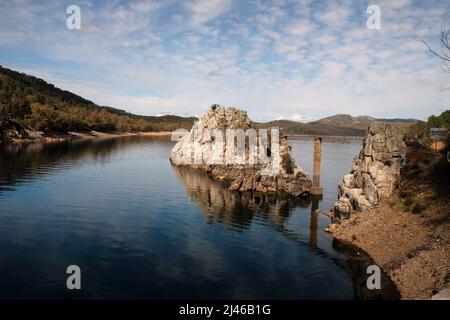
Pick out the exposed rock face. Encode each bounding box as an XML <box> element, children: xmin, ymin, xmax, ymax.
<box><xmin>0</xmin><ymin>119</ymin><xmax>43</xmax><ymax>142</ymax></box>
<box><xmin>170</xmin><ymin>105</ymin><xmax>311</xmax><ymax>196</ymax></box>
<box><xmin>334</xmin><ymin>122</ymin><xmax>406</xmax><ymax>219</ymax></box>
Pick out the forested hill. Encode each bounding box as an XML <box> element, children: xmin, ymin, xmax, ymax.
<box><xmin>256</xmin><ymin>119</ymin><xmax>366</xmax><ymax>136</ymax></box>
<box><xmin>0</xmin><ymin>66</ymin><xmax>196</xmax><ymax>134</ymax></box>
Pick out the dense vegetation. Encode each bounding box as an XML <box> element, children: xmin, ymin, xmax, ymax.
<box><xmin>408</xmin><ymin>109</ymin><xmax>450</xmax><ymax>152</ymax></box>
<box><xmin>0</xmin><ymin>66</ymin><xmax>196</xmax><ymax>134</ymax></box>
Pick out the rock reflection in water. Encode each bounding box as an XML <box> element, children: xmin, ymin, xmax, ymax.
<box><xmin>174</xmin><ymin>165</ymin><xmax>401</xmax><ymax>300</ymax></box>
<box><xmin>172</xmin><ymin>165</ymin><xmax>311</xmax><ymax>231</ymax></box>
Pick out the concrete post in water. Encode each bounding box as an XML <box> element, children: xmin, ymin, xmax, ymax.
<box><xmin>311</xmin><ymin>137</ymin><xmax>323</xmax><ymax>196</ymax></box>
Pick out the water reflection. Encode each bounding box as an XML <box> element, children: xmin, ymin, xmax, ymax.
<box><xmin>173</xmin><ymin>165</ymin><xmax>401</xmax><ymax>299</ymax></box>
<box><xmin>173</xmin><ymin>165</ymin><xmax>345</xmax><ymax>259</ymax></box>
<box><xmin>309</xmin><ymin>196</ymin><xmax>320</xmax><ymax>248</ymax></box>
<box><xmin>0</xmin><ymin>136</ymin><xmax>169</xmax><ymax>193</ymax></box>
<box><xmin>172</xmin><ymin>164</ymin><xmax>311</xmax><ymax>231</ymax></box>
<box><xmin>333</xmin><ymin>241</ymin><xmax>401</xmax><ymax>300</ymax></box>
<box><xmin>0</xmin><ymin>137</ymin><xmax>400</xmax><ymax>299</ymax></box>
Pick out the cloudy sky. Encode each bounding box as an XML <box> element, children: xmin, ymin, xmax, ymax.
<box><xmin>0</xmin><ymin>0</ymin><xmax>449</xmax><ymax>121</ymax></box>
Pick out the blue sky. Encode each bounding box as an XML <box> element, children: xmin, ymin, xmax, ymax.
<box><xmin>0</xmin><ymin>0</ymin><xmax>449</xmax><ymax>121</ymax></box>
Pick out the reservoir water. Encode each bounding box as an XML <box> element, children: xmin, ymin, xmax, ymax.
<box><xmin>0</xmin><ymin>136</ymin><xmax>396</xmax><ymax>299</ymax></box>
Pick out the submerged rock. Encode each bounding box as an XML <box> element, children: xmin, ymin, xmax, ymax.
<box><xmin>334</xmin><ymin>122</ymin><xmax>406</xmax><ymax>219</ymax></box>
<box><xmin>170</xmin><ymin>105</ymin><xmax>311</xmax><ymax>196</ymax></box>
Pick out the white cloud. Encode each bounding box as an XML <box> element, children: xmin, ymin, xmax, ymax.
<box><xmin>315</xmin><ymin>5</ymin><xmax>351</xmax><ymax>27</ymax></box>
<box><xmin>387</xmin><ymin>0</ymin><xmax>412</xmax><ymax>10</ymax></box>
<box><xmin>283</xmin><ymin>19</ymin><xmax>315</xmax><ymax>36</ymax></box>
<box><xmin>186</xmin><ymin>0</ymin><xmax>231</xmax><ymax>26</ymax></box>
<box><xmin>290</xmin><ymin>113</ymin><xmax>306</xmax><ymax>122</ymax></box>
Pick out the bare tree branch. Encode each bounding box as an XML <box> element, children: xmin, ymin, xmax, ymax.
<box><xmin>415</xmin><ymin>24</ymin><xmax>450</xmax><ymax>72</ymax></box>
<box><xmin>415</xmin><ymin>35</ymin><xmax>450</xmax><ymax>62</ymax></box>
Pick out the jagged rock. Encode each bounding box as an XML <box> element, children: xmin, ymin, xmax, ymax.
<box><xmin>362</xmin><ymin>173</ymin><xmax>379</xmax><ymax>205</ymax></box>
<box><xmin>334</xmin><ymin>197</ymin><xmax>352</xmax><ymax>219</ymax></box>
<box><xmin>343</xmin><ymin>174</ymin><xmax>356</xmax><ymax>188</ymax></box>
<box><xmin>170</xmin><ymin>105</ymin><xmax>312</xmax><ymax>196</ymax></box>
<box><xmin>334</xmin><ymin>122</ymin><xmax>405</xmax><ymax>219</ymax></box>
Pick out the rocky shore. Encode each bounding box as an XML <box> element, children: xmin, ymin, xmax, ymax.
<box><xmin>328</xmin><ymin>125</ymin><xmax>449</xmax><ymax>300</ymax></box>
<box><xmin>0</xmin><ymin>119</ymin><xmax>171</xmax><ymax>144</ymax></box>
<box><xmin>333</xmin><ymin>122</ymin><xmax>406</xmax><ymax>219</ymax></box>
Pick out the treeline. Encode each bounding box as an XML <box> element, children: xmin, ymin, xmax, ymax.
<box><xmin>0</xmin><ymin>66</ymin><xmax>195</xmax><ymax>134</ymax></box>
<box><xmin>408</xmin><ymin>109</ymin><xmax>450</xmax><ymax>151</ymax></box>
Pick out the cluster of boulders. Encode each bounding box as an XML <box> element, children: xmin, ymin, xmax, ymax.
<box><xmin>333</xmin><ymin>122</ymin><xmax>406</xmax><ymax>219</ymax></box>
<box><xmin>170</xmin><ymin>105</ymin><xmax>312</xmax><ymax>197</ymax></box>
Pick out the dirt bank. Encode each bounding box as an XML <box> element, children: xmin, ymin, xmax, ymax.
<box><xmin>329</xmin><ymin>143</ymin><xmax>449</xmax><ymax>299</ymax></box>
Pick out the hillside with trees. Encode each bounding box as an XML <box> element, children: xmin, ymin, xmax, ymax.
<box><xmin>0</xmin><ymin>66</ymin><xmax>196</xmax><ymax>138</ymax></box>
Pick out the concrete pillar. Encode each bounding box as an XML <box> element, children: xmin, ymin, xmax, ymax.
<box><xmin>311</xmin><ymin>137</ymin><xmax>323</xmax><ymax>196</ymax></box>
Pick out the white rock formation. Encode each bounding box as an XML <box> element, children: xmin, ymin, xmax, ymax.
<box><xmin>334</xmin><ymin>122</ymin><xmax>406</xmax><ymax>218</ymax></box>
<box><xmin>170</xmin><ymin>105</ymin><xmax>312</xmax><ymax>196</ymax></box>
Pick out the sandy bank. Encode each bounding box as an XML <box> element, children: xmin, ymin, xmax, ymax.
<box><xmin>330</xmin><ymin>198</ymin><xmax>449</xmax><ymax>299</ymax></box>
<box><xmin>69</xmin><ymin>131</ymin><xmax>172</xmax><ymax>139</ymax></box>
<box><xmin>2</xmin><ymin>131</ymin><xmax>173</xmax><ymax>144</ymax></box>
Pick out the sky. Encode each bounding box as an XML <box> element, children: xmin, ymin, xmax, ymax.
<box><xmin>0</xmin><ymin>0</ymin><xmax>449</xmax><ymax>122</ymax></box>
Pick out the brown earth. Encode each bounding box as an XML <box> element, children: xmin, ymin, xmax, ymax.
<box><xmin>330</xmin><ymin>142</ymin><xmax>450</xmax><ymax>299</ymax></box>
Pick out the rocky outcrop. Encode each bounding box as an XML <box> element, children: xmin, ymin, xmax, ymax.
<box><xmin>333</xmin><ymin>122</ymin><xmax>406</xmax><ymax>219</ymax></box>
<box><xmin>170</xmin><ymin>105</ymin><xmax>311</xmax><ymax>196</ymax></box>
<box><xmin>0</xmin><ymin>119</ymin><xmax>43</xmax><ymax>142</ymax></box>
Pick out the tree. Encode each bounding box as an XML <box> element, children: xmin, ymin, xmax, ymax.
<box><xmin>416</xmin><ymin>25</ymin><xmax>450</xmax><ymax>72</ymax></box>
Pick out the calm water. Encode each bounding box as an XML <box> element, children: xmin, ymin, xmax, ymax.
<box><xmin>0</xmin><ymin>136</ymin><xmax>397</xmax><ymax>299</ymax></box>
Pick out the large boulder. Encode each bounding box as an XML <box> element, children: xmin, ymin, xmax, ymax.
<box><xmin>334</xmin><ymin>122</ymin><xmax>405</xmax><ymax>219</ymax></box>
<box><xmin>170</xmin><ymin>105</ymin><xmax>312</xmax><ymax>196</ymax></box>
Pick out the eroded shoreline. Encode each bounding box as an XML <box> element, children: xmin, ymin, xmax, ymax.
<box><xmin>328</xmin><ymin>142</ymin><xmax>450</xmax><ymax>300</ymax></box>
<box><xmin>1</xmin><ymin>130</ymin><xmax>173</xmax><ymax>144</ymax></box>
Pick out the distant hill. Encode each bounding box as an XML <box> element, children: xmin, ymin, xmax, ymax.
<box><xmin>0</xmin><ymin>66</ymin><xmax>196</xmax><ymax>135</ymax></box>
<box><xmin>312</xmin><ymin>114</ymin><xmax>422</xmax><ymax>131</ymax></box>
<box><xmin>255</xmin><ymin>119</ymin><xmax>366</xmax><ymax>136</ymax></box>
<box><xmin>257</xmin><ymin>114</ymin><xmax>423</xmax><ymax>137</ymax></box>
<box><xmin>312</xmin><ymin>114</ymin><xmax>376</xmax><ymax>130</ymax></box>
